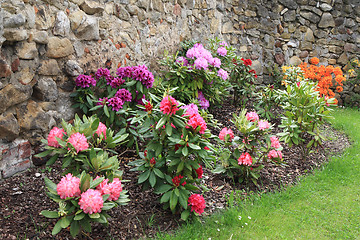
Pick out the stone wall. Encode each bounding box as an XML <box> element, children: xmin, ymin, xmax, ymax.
<box><xmin>0</xmin><ymin>0</ymin><xmax>359</xmax><ymax>178</ymax></box>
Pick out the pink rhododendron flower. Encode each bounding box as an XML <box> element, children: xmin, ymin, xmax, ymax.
<box><xmin>194</xmin><ymin>57</ymin><xmax>209</xmax><ymax>70</ymax></box>
<box><xmin>95</xmin><ymin>122</ymin><xmax>107</xmax><ymax>139</ymax></box>
<box><xmin>270</xmin><ymin>136</ymin><xmax>281</xmax><ymax>149</ymax></box>
<box><xmin>219</xmin><ymin>127</ymin><xmax>234</xmax><ymax>141</ymax></box>
<box><xmin>68</xmin><ymin>132</ymin><xmax>89</xmax><ymax>153</ymax></box>
<box><xmin>96</xmin><ymin>178</ymin><xmax>123</xmax><ymax>201</ymax></box>
<box><xmin>160</xmin><ymin>95</ymin><xmax>179</xmax><ymax>116</ymax></box>
<box><xmin>297</xmin><ymin>82</ymin><xmax>301</xmax><ymax>88</ymax></box>
<box><xmin>47</xmin><ymin>127</ymin><xmax>66</xmax><ymax>148</ymax></box>
<box><xmin>217</xmin><ymin>47</ymin><xmax>227</xmax><ymax>57</ymax></box>
<box><xmin>79</xmin><ymin>189</ymin><xmax>104</xmax><ymax>214</ymax></box>
<box><xmin>246</xmin><ymin>112</ymin><xmax>259</xmax><ymax>122</ymax></box>
<box><xmin>238</xmin><ymin>152</ymin><xmax>253</xmax><ymax>166</ymax></box>
<box><xmin>268</xmin><ymin>150</ymin><xmax>283</xmax><ymax>160</ymax></box>
<box><xmin>187</xmin><ymin>113</ymin><xmax>207</xmax><ymax>134</ymax></box>
<box><xmin>209</xmin><ymin>57</ymin><xmax>221</xmax><ymax>68</ymax></box>
<box><xmin>204</xmin><ymin>146</ymin><xmax>210</xmax><ymax>150</ymax></box>
<box><xmin>217</xmin><ymin>69</ymin><xmax>229</xmax><ymax>80</ymax></box>
<box><xmin>56</xmin><ymin>173</ymin><xmax>81</xmax><ymax>199</ymax></box>
<box><xmin>188</xmin><ymin>194</ymin><xmax>206</xmax><ymax>215</ymax></box>
<box><xmin>181</xmin><ymin>103</ymin><xmax>199</xmax><ymax>117</ymax></box>
<box><xmin>219</xmin><ymin>41</ymin><xmax>228</xmax><ymax>47</ymax></box>
<box><xmin>196</xmin><ymin>165</ymin><xmax>203</xmax><ymax>179</ymax></box>
<box><xmin>176</xmin><ymin>57</ymin><xmax>189</xmax><ymax>66</ymax></box>
<box><xmin>258</xmin><ymin>120</ymin><xmax>270</xmax><ymax>130</ymax></box>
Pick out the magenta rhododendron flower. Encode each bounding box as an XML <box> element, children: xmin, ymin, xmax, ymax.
<box><xmin>115</xmin><ymin>88</ymin><xmax>132</xmax><ymax>102</ymax></box>
<box><xmin>217</xmin><ymin>47</ymin><xmax>227</xmax><ymax>57</ymax></box>
<box><xmin>79</xmin><ymin>189</ymin><xmax>104</xmax><ymax>214</ymax></box>
<box><xmin>188</xmin><ymin>194</ymin><xmax>206</xmax><ymax>215</ymax></box>
<box><xmin>268</xmin><ymin>150</ymin><xmax>283</xmax><ymax>160</ymax></box>
<box><xmin>196</xmin><ymin>165</ymin><xmax>203</xmax><ymax>179</ymax></box>
<box><xmin>68</xmin><ymin>132</ymin><xmax>89</xmax><ymax>153</ymax></box>
<box><xmin>246</xmin><ymin>111</ymin><xmax>259</xmax><ymax>122</ymax></box>
<box><xmin>56</xmin><ymin>173</ymin><xmax>81</xmax><ymax>199</ymax></box>
<box><xmin>217</xmin><ymin>69</ymin><xmax>229</xmax><ymax>80</ymax></box>
<box><xmin>238</xmin><ymin>152</ymin><xmax>253</xmax><ymax>166</ymax></box>
<box><xmin>258</xmin><ymin>120</ymin><xmax>270</xmax><ymax>130</ymax></box>
<box><xmin>219</xmin><ymin>127</ymin><xmax>234</xmax><ymax>141</ymax></box>
<box><xmin>95</xmin><ymin>68</ymin><xmax>110</xmax><ymax>80</ymax></box>
<box><xmin>198</xmin><ymin>91</ymin><xmax>210</xmax><ymax>109</ymax></box>
<box><xmin>108</xmin><ymin>96</ymin><xmax>124</xmax><ymax>111</ymax></box>
<box><xmin>47</xmin><ymin>127</ymin><xmax>66</xmax><ymax>148</ymax></box>
<box><xmin>95</xmin><ymin>122</ymin><xmax>107</xmax><ymax>139</ymax></box>
<box><xmin>96</xmin><ymin>178</ymin><xmax>123</xmax><ymax>201</ymax></box>
<box><xmin>270</xmin><ymin>136</ymin><xmax>281</xmax><ymax>149</ymax></box>
<box><xmin>96</xmin><ymin>97</ymin><xmax>108</xmax><ymax>106</ymax></box>
<box><xmin>160</xmin><ymin>95</ymin><xmax>179</xmax><ymax>116</ymax></box>
<box><xmin>110</xmin><ymin>77</ymin><xmax>125</xmax><ymax>88</ymax></box>
<box><xmin>75</xmin><ymin>74</ymin><xmax>96</xmax><ymax>88</ymax></box>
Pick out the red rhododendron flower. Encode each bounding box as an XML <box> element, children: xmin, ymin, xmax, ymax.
<box><xmin>188</xmin><ymin>194</ymin><xmax>206</xmax><ymax>215</ymax></box>
<box><xmin>204</xmin><ymin>146</ymin><xmax>210</xmax><ymax>150</ymax></box>
<box><xmin>172</xmin><ymin>175</ymin><xmax>184</xmax><ymax>187</ymax></box>
<box><xmin>149</xmin><ymin>157</ymin><xmax>156</xmax><ymax>165</ymax></box>
<box><xmin>145</xmin><ymin>102</ymin><xmax>153</xmax><ymax>113</ymax></box>
<box><xmin>196</xmin><ymin>165</ymin><xmax>203</xmax><ymax>179</ymax></box>
<box><xmin>241</xmin><ymin>58</ymin><xmax>252</xmax><ymax>66</ymax></box>
<box><xmin>160</xmin><ymin>95</ymin><xmax>179</xmax><ymax>116</ymax></box>
<box><xmin>238</xmin><ymin>152</ymin><xmax>253</xmax><ymax>166</ymax></box>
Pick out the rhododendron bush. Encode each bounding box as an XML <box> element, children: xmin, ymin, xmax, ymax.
<box><xmin>160</xmin><ymin>38</ymin><xmax>236</xmax><ymax>109</ymax></box>
<box><xmin>71</xmin><ymin>65</ymin><xmax>155</xmax><ymax>148</ymax></box>
<box><xmin>40</xmin><ymin>172</ymin><xmax>129</xmax><ymax>237</ymax></box>
<box><xmin>213</xmin><ymin>110</ymin><xmax>283</xmax><ymax>185</ymax></box>
<box><xmin>129</xmin><ymin>94</ymin><xmax>213</xmax><ymax>220</ymax></box>
<box><xmin>35</xmin><ymin>115</ymin><xmax>128</xmax><ymax>178</ymax></box>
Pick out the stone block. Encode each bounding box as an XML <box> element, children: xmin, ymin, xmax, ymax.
<box><xmin>80</xmin><ymin>0</ymin><xmax>104</xmax><ymax>15</ymax></box>
<box><xmin>33</xmin><ymin>78</ymin><xmax>59</xmax><ymax>102</ymax></box>
<box><xmin>46</xmin><ymin>37</ymin><xmax>75</xmax><ymax>58</ymax></box>
<box><xmin>0</xmin><ymin>60</ymin><xmax>12</xmax><ymax>78</ymax></box>
<box><xmin>3</xmin><ymin>29</ymin><xmax>28</xmax><ymax>41</ymax></box>
<box><xmin>318</xmin><ymin>12</ymin><xmax>335</xmax><ymax>28</ymax></box>
<box><xmin>53</xmin><ymin>11</ymin><xmax>71</xmax><ymax>37</ymax></box>
<box><xmin>0</xmin><ymin>84</ymin><xmax>33</xmax><ymax>114</ymax></box>
<box><xmin>0</xmin><ymin>113</ymin><xmax>20</xmax><ymax>141</ymax></box>
<box><xmin>17</xmin><ymin>42</ymin><xmax>38</xmax><ymax>60</ymax></box>
<box><xmin>38</xmin><ymin>59</ymin><xmax>61</xmax><ymax>76</ymax></box>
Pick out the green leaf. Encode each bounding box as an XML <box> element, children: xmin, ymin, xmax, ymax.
<box><xmin>60</xmin><ymin>216</ymin><xmax>71</xmax><ymax>228</ymax></box>
<box><xmin>138</xmin><ymin>170</ymin><xmax>151</xmax><ymax>184</ymax></box>
<box><xmin>35</xmin><ymin>150</ymin><xmax>53</xmax><ymax>158</ymax></box>
<box><xmin>40</xmin><ymin>210</ymin><xmax>59</xmax><ymax>219</ymax></box>
<box><xmin>156</xmin><ymin>116</ymin><xmax>167</xmax><ymax>129</ymax></box>
<box><xmin>149</xmin><ymin>171</ymin><xmax>156</xmax><ymax>187</ymax></box>
<box><xmin>80</xmin><ymin>218</ymin><xmax>91</xmax><ymax>232</ymax></box>
<box><xmin>52</xmin><ymin>219</ymin><xmax>63</xmax><ymax>235</ymax></box>
<box><xmin>70</xmin><ymin>221</ymin><xmax>80</xmax><ymax>237</ymax></box>
<box><xmin>188</xmin><ymin>143</ymin><xmax>201</xmax><ymax>150</ymax></box>
<box><xmin>182</xmin><ymin>147</ymin><xmax>189</xmax><ymax>156</ymax></box>
<box><xmin>177</xmin><ymin>161</ymin><xmax>184</xmax><ymax>173</ymax></box>
<box><xmin>170</xmin><ymin>191</ymin><xmax>178</xmax><ymax>211</ymax></box>
<box><xmin>160</xmin><ymin>191</ymin><xmax>172</xmax><ymax>203</ymax></box>
<box><xmin>90</xmin><ymin>176</ymin><xmax>105</xmax><ymax>189</ymax></box>
<box><xmin>181</xmin><ymin>210</ymin><xmax>190</xmax><ymax>221</ymax></box>
<box><xmin>102</xmin><ymin>202</ymin><xmax>116</xmax><ymax>211</ymax></box>
<box><xmin>74</xmin><ymin>213</ymin><xmax>85</xmax><ymax>221</ymax></box>
<box><xmin>153</xmin><ymin>168</ymin><xmax>164</xmax><ymax>178</ymax></box>
<box><xmin>46</xmin><ymin>153</ymin><xmax>59</xmax><ymax>166</ymax></box>
<box><xmin>89</xmin><ymin>213</ymin><xmax>100</xmax><ymax>219</ymax></box>
<box><xmin>155</xmin><ymin>184</ymin><xmax>173</xmax><ymax>194</ymax></box>
<box><xmin>44</xmin><ymin>177</ymin><xmax>57</xmax><ymax>194</ymax></box>
<box><xmin>104</xmin><ymin>105</ymin><xmax>110</xmax><ymax>117</ymax></box>
<box><xmin>80</xmin><ymin>173</ymin><xmax>91</xmax><ymax>192</ymax></box>
<box><xmin>165</xmin><ymin>123</ymin><xmax>173</xmax><ymax>136</ymax></box>
<box><xmin>179</xmin><ymin>191</ymin><xmax>188</xmax><ymax>209</ymax></box>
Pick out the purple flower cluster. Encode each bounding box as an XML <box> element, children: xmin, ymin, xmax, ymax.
<box><xmin>115</xmin><ymin>89</ymin><xmax>132</xmax><ymax>102</ymax></box>
<box><xmin>110</xmin><ymin>77</ymin><xmax>125</xmax><ymax>88</ymax></box>
<box><xmin>108</xmin><ymin>97</ymin><xmax>124</xmax><ymax>112</ymax></box>
<box><xmin>95</xmin><ymin>68</ymin><xmax>110</xmax><ymax>80</ymax></box>
<box><xmin>96</xmin><ymin>97</ymin><xmax>109</xmax><ymax>106</ymax></box>
<box><xmin>75</xmin><ymin>75</ymin><xmax>96</xmax><ymax>88</ymax></box>
<box><xmin>217</xmin><ymin>47</ymin><xmax>227</xmax><ymax>57</ymax></box>
<box><xmin>217</xmin><ymin>69</ymin><xmax>229</xmax><ymax>80</ymax></box>
<box><xmin>116</xmin><ymin>65</ymin><xmax>154</xmax><ymax>88</ymax></box>
<box><xmin>198</xmin><ymin>91</ymin><xmax>210</xmax><ymax>110</ymax></box>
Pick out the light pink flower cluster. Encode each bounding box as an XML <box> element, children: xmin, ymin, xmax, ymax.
<box><xmin>217</xmin><ymin>69</ymin><xmax>229</xmax><ymax>80</ymax></box>
<box><xmin>68</xmin><ymin>132</ymin><xmax>89</xmax><ymax>153</ymax></box>
<box><xmin>56</xmin><ymin>173</ymin><xmax>81</xmax><ymax>199</ymax></box>
<box><xmin>160</xmin><ymin>95</ymin><xmax>179</xmax><ymax>116</ymax></box>
<box><xmin>217</xmin><ymin>47</ymin><xmax>227</xmax><ymax>57</ymax></box>
<box><xmin>47</xmin><ymin>127</ymin><xmax>66</xmax><ymax>148</ymax></box>
<box><xmin>209</xmin><ymin>57</ymin><xmax>221</xmax><ymax>68</ymax></box>
<box><xmin>96</xmin><ymin>178</ymin><xmax>123</xmax><ymax>201</ymax></box>
<box><xmin>79</xmin><ymin>189</ymin><xmax>104</xmax><ymax>214</ymax></box>
<box><xmin>198</xmin><ymin>91</ymin><xmax>210</xmax><ymax>110</ymax></box>
<box><xmin>194</xmin><ymin>57</ymin><xmax>209</xmax><ymax>70</ymax></box>
<box><xmin>188</xmin><ymin>194</ymin><xmax>206</xmax><ymax>215</ymax></box>
<box><xmin>238</xmin><ymin>152</ymin><xmax>253</xmax><ymax>166</ymax></box>
<box><xmin>219</xmin><ymin>127</ymin><xmax>234</xmax><ymax>141</ymax></box>
<box><xmin>268</xmin><ymin>150</ymin><xmax>283</xmax><ymax>160</ymax></box>
<box><xmin>270</xmin><ymin>136</ymin><xmax>281</xmax><ymax>149</ymax></box>
<box><xmin>176</xmin><ymin>57</ymin><xmax>189</xmax><ymax>66</ymax></box>
<box><xmin>95</xmin><ymin>122</ymin><xmax>107</xmax><ymax>139</ymax></box>
<box><xmin>246</xmin><ymin>112</ymin><xmax>259</xmax><ymax>122</ymax></box>
<box><xmin>258</xmin><ymin>120</ymin><xmax>270</xmax><ymax>130</ymax></box>
<box><xmin>181</xmin><ymin>103</ymin><xmax>198</xmax><ymax>117</ymax></box>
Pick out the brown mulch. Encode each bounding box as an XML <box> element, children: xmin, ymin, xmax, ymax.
<box><xmin>0</xmin><ymin>99</ymin><xmax>350</xmax><ymax>240</ymax></box>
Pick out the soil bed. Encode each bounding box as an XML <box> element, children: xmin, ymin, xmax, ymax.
<box><xmin>0</xmin><ymin>100</ymin><xmax>350</xmax><ymax>240</ymax></box>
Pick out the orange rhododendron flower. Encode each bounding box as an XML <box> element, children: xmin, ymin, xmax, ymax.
<box><xmin>310</xmin><ymin>57</ymin><xmax>319</xmax><ymax>65</ymax></box>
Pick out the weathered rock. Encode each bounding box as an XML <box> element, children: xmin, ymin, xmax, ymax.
<box><xmin>152</xmin><ymin>0</ymin><xmax>164</xmax><ymax>12</ymax></box>
<box><xmin>320</xmin><ymin>3</ymin><xmax>332</xmax><ymax>11</ymax></box>
<box><xmin>33</xmin><ymin>78</ymin><xmax>58</xmax><ymax>102</ymax></box>
<box><xmin>70</xmin><ymin>12</ymin><xmax>100</xmax><ymax>40</ymax></box>
<box><xmin>16</xmin><ymin>100</ymin><xmax>52</xmax><ymax>132</ymax></box>
<box><xmin>80</xmin><ymin>0</ymin><xmax>104</xmax><ymax>15</ymax></box>
<box><xmin>300</xmin><ymin>41</ymin><xmax>313</xmax><ymax>50</ymax></box>
<box><xmin>222</xmin><ymin>21</ymin><xmax>234</xmax><ymax>33</ymax></box>
<box><xmin>64</xmin><ymin>60</ymin><xmax>83</xmax><ymax>76</ymax></box>
<box><xmin>0</xmin><ymin>84</ymin><xmax>33</xmax><ymax>113</ymax></box>
<box><xmin>289</xmin><ymin>56</ymin><xmax>302</xmax><ymax>65</ymax></box>
<box><xmin>18</xmin><ymin>67</ymin><xmax>36</xmax><ymax>85</ymax></box>
<box><xmin>11</xmin><ymin>58</ymin><xmax>20</xmax><ymax>72</ymax></box>
<box><xmin>53</xmin><ymin>11</ymin><xmax>70</xmax><ymax>37</ymax></box>
<box><xmin>318</xmin><ymin>12</ymin><xmax>335</xmax><ymax>28</ymax></box>
<box><xmin>24</xmin><ymin>4</ymin><xmax>35</xmax><ymax>28</ymax></box>
<box><xmin>3</xmin><ymin>29</ymin><xmax>28</xmax><ymax>41</ymax></box>
<box><xmin>284</xmin><ymin>10</ymin><xmax>296</xmax><ymax>21</ymax></box>
<box><xmin>0</xmin><ymin>113</ymin><xmax>20</xmax><ymax>141</ymax></box>
<box><xmin>35</xmin><ymin>5</ymin><xmax>52</xmax><ymax>30</ymax></box>
<box><xmin>0</xmin><ymin>60</ymin><xmax>12</xmax><ymax>78</ymax></box>
<box><xmin>328</xmin><ymin>45</ymin><xmax>342</xmax><ymax>54</ymax></box>
<box><xmin>304</xmin><ymin>28</ymin><xmax>315</xmax><ymax>42</ymax></box>
<box><xmin>4</xmin><ymin>14</ymin><xmax>26</xmax><ymax>28</ymax></box>
<box><xmin>251</xmin><ymin>60</ymin><xmax>263</xmax><ymax>75</ymax></box>
<box><xmin>38</xmin><ymin>59</ymin><xmax>61</xmax><ymax>76</ymax></box>
<box><xmin>279</xmin><ymin>0</ymin><xmax>298</xmax><ymax>9</ymax></box>
<box><xmin>300</xmin><ymin>11</ymin><xmax>320</xmax><ymax>23</ymax></box>
<box><xmin>275</xmin><ymin>53</ymin><xmax>285</xmax><ymax>65</ymax></box>
<box><xmin>344</xmin><ymin>43</ymin><xmax>357</xmax><ymax>53</ymax></box>
<box><xmin>69</xmin><ymin>0</ymin><xmax>85</xmax><ymax>5</ymax></box>
<box><xmin>46</xmin><ymin>37</ymin><xmax>74</xmax><ymax>58</ymax></box>
<box><xmin>17</xmin><ymin>42</ymin><xmax>37</xmax><ymax>60</ymax></box>
<box><xmin>337</xmin><ymin>52</ymin><xmax>348</xmax><ymax>65</ymax></box>
<box><xmin>115</xmin><ymin>4</ymin><xmax>130</xmax><ymax>21</ymax></box>
<box><xmin>299</xmin><ymin>50</ymin><xmax>309</xmax><ymax>58</ymax></box>
<box><xmin>33</xmin><ymin>31</ymin><xmax>49</xmax><ymax>44</ymax></box>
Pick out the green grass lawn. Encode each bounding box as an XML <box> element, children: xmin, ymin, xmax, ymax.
<box><xmin>157</xmin><ymin>108</ymin><xmax>360</xmax><ymax>240</ymax></box>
